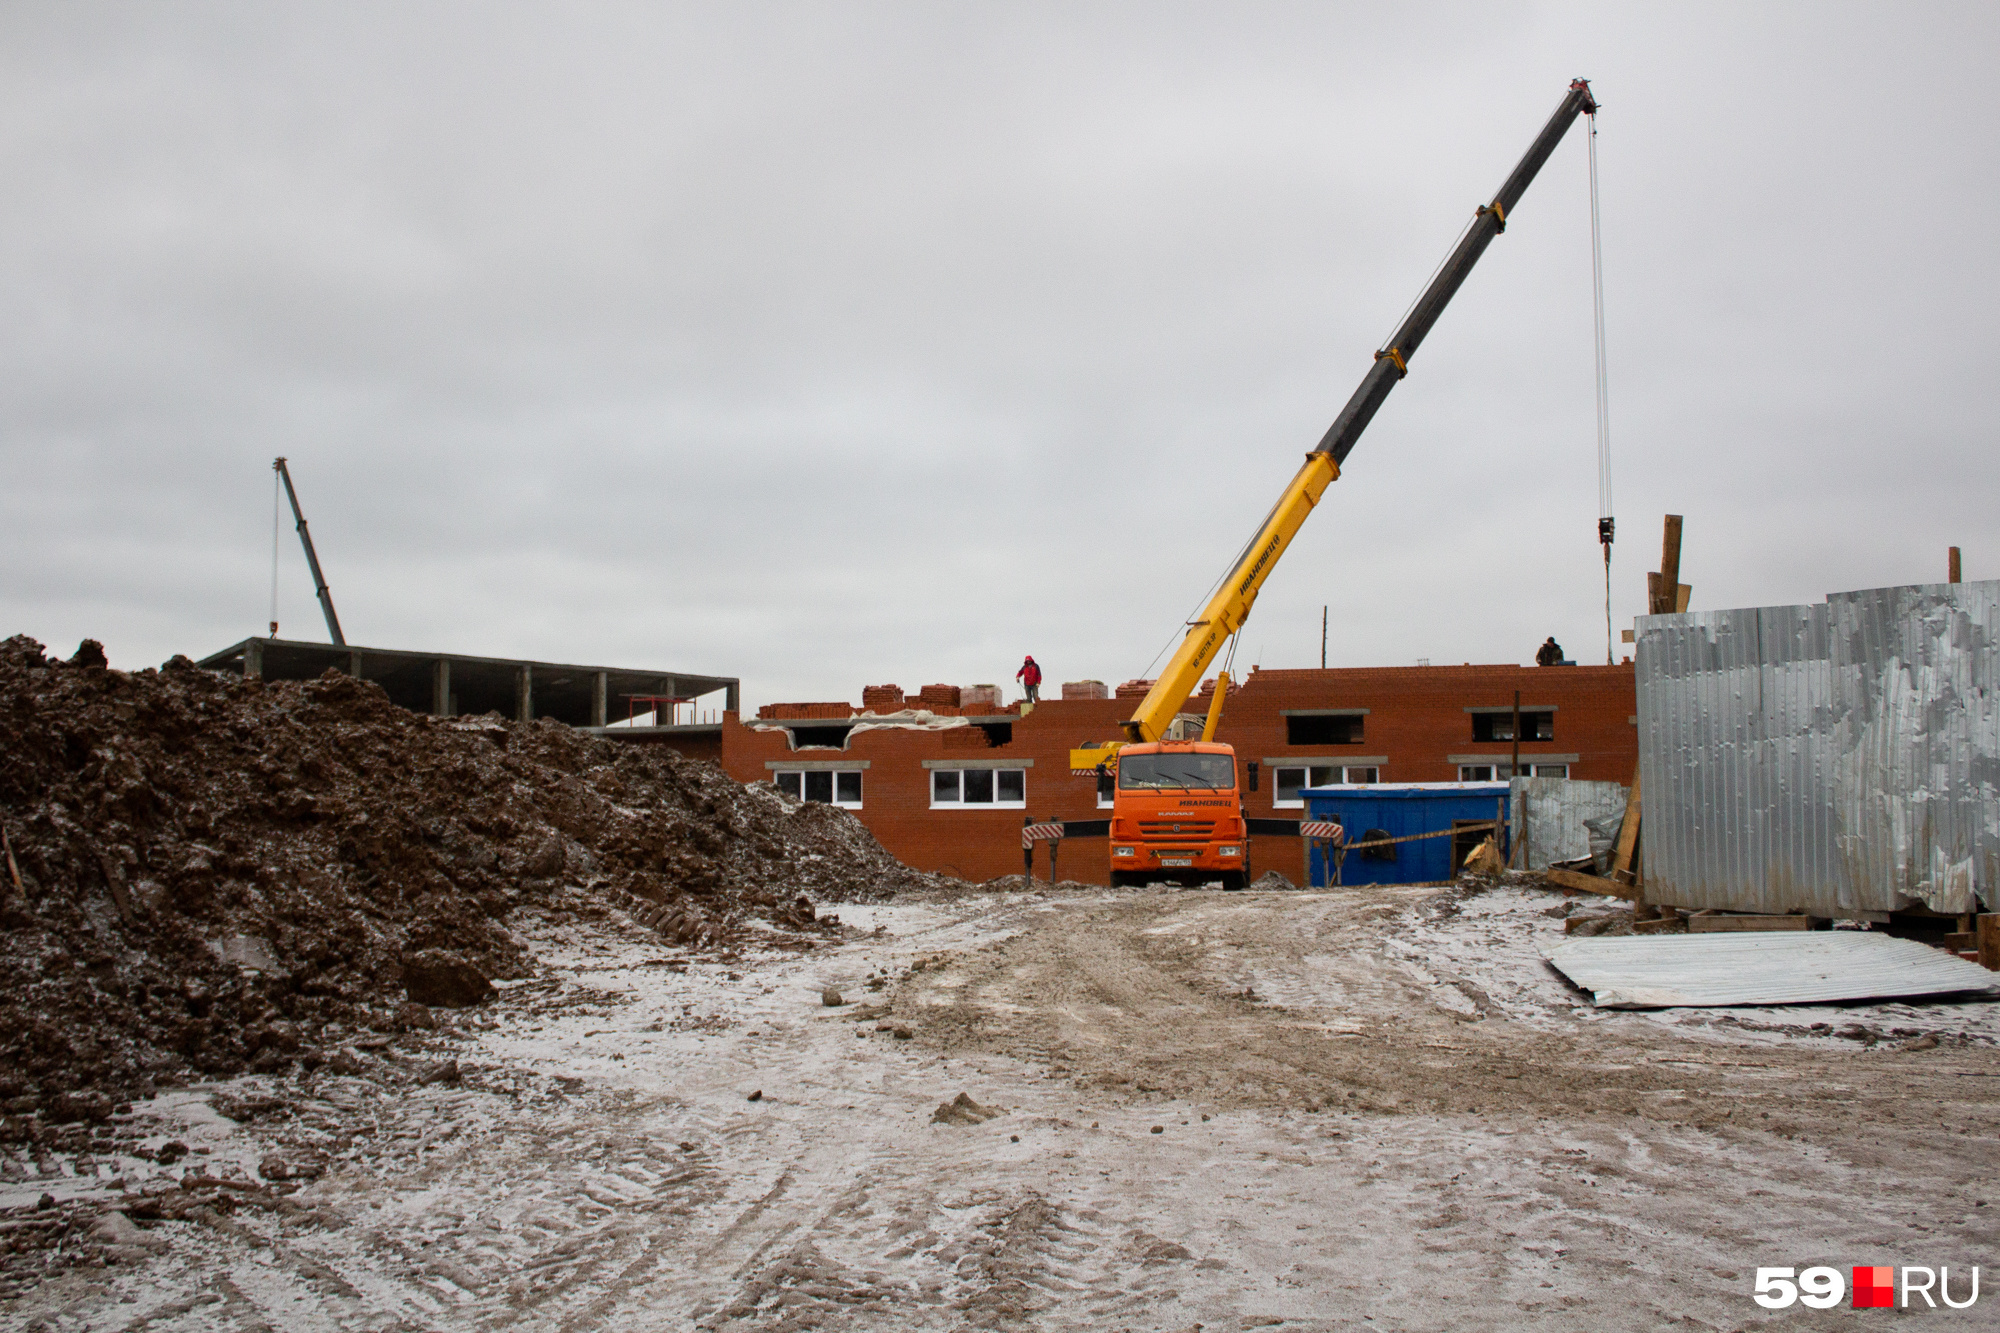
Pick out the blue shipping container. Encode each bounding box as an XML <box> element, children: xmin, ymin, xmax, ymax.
<box><xmin>1301</xmin><ymin>783</ymin><xmax>1511</xmax><ymax>886</ymax></box>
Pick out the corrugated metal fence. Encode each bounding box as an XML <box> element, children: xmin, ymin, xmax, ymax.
<box><xmin>1636</xmin><ymin>580</ymin><xmax>2000</xmax><ymax>915</ymax></box>
<box><xmin>1508</xmin><ymin>777</ymin><xmax>1629</xmax><ymax>871</ymax></box>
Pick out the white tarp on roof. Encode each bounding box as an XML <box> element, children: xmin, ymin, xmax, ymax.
<box><xmin>1546</xmin><ymin>931</ymin><xmax>2000</xmax><ymax>1008</ymax></box>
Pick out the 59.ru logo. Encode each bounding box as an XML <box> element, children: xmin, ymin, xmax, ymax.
<box><xmin>1754</xmin><ymin>1266</ymin><xmax>1980</xmax><ymax>1310</ymax></box>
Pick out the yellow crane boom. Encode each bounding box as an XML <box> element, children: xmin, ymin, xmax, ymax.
<box><xmin>1102</xmin><ymin>78</ymin><xmax>1599</xmax><ymax>752</ymax></box>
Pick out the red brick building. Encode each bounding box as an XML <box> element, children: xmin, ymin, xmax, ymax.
<box><xmin>615</xmin><ymin>664</ymin><xmax>1636</xmax><ymax>885</ymax></box>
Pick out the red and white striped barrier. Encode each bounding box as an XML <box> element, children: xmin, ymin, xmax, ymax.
<box><xmin>1300</xmin><ymin>821</ymin><xmax>1345</xmax><ymax>843</ymax></box>
<box><xmin>1021</xmin><ymin>822</ymin><xmax>1065</xmax><ymax>847</ymax></box>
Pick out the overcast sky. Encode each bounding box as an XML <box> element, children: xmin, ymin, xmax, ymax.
<box><xmin>4</xmin><ymin>2</ymin><xmax>1996</xmax><ymax>711</ymax></box>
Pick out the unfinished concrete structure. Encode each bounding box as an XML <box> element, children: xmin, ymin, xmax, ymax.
<box><xmin>200</xmin><ymin>636</ymin><xmax>738</xmax><ymax>740</ymax></box>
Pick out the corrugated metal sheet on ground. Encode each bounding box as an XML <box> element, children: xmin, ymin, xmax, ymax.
<box><xmin>1635</xmin><ymin>579</ymin><xmax>2000</xmax><ymax>916</ymax></box>
<box><xmin>1546</xmin><ymin>932</ymin><xmax>2000</xmax><ymax>1009</ymax></box>
<box><xmin>1508</xmin><ymin>777</ymin><xmax>1628</xmax><ymax>871</ymax></box>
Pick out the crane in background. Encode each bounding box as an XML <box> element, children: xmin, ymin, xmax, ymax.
<box><xmin>271</xmin><ymin>456</ymin><xmax>345</xmax><ymax>645</ymax></box>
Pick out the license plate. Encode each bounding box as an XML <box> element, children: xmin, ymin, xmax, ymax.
<box><xmin>1160</xmin><ymin>857</ymin><xmax>1193</xmax><ymax>867</ymax></box>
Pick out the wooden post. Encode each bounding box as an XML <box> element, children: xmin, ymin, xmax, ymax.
<box><xmin>1610</xmin><ymin>763</ymin><xmax>1643</xmax><ymax>882</ymax></box>
<box><xmin>1656</xmin><ymin>515</ymin><xmax>1683</xmax><ymax>614</ymax></box>
<box><xmin>1949</xmin><ymin>546</ymin><xmax>1962</xmax><ymax>583</ymax></box>
<box><xmin>1510</xmin><ymin>688</ymin><xmax>1521</xmax><ymax>784</ymax></box>
<box><xmin>592</xmin><ymin>672</ymin><xmax>609</xmax><ymax>728</ymax></box>
<box><xmin>1049</xmin><ymin>831</ymin><xmax>1060</xmax><ymax>885</ymax></box>
<box><xmin>1979</xmin><ymin>914</ymin><xmax>2000</xmax><ymax>971</ymax></box>
<box><xmin>1023</xmin><ymin>817</ymin><xmax>1033</xmax><ymax>878</ymax></box>
<box><xmin>515</xmin><ymin>665</ymin><xmax>533</xmax><ymax>723</ymax></box>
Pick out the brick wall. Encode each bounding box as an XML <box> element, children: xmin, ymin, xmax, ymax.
<box><xmin>699</xmin><ymin>663</ymin><xmax>1638</xmax><ymax>887</ymax></box>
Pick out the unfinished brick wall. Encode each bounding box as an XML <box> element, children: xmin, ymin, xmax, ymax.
<box><xmin>861</xmin><ymin>685</ymin><xmax>905</xmax><ymax>709</ymax></box>
<box><xmin>699</xmin><ymin>663</ymin><xmax>1638</xmax><ymax>887</ymax></box>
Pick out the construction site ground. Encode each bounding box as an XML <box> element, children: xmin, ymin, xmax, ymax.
<box><xmin>8</xmin><ymin>879</ymin><xmax>1998</xmax><ymax>1332</ymax></box>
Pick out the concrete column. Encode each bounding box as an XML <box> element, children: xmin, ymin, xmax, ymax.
<box><xmin>592</xmin><ymin>672</ymin><xmax>608</xmax><ymax>728</ymax></box>
<box><xmin>515</xmin><ymin>665</ymin><xmax>533</xmax><ymax>723</ymax></box>
<box><xmin>348</xmin><ymin>651</ymin><xmax>363</xmax><ymax>679</ymax></box>
<box><xmin>432</xmin><ymin>658</ymin><xmax>452</xmax><ymax>716</ymax></box>
<box><xmin>243</xmin><ymin>639</ymin><xmax>264</xmax><ymax>680</ymax></box>
<box><xmin>725</xmin><ymin>680</ymin><xmax>740</xmax><ymax>714</ymax></box>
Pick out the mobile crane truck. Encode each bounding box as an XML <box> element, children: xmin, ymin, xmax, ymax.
<box><xmin>1068</xmin><ymin>80</ymin><xmax>1599</xmax><ymax>889</ymax></box>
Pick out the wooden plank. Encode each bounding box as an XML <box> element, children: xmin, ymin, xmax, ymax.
<box><xmin>1656</xmin><ymin>514</ymin><xmax>1684</xmax><ymax>614</ymax></box>
<box><xmin>1687</xmin><ymin>913</ymin><xmax>1812</xmax><ymax>933</ymax></box>
<box><xmin>1609</xmin><ymin>762</ymin><xmax>1643</xmax><ymax>883</ymax></box>
<box><xmin>1545</xmin><ymin>867</ymin><xmax>1639</xmax><ymax>901</ymax></box>
<box><xmin>1674</xmin><ymin>583</ymin><xmax>1692</xmax><ymax>612</ymax></box>
<box><xmin>1979</xmin><ymin>914</ymin><xmax>2000</xmax><ymax>972</ymax></box>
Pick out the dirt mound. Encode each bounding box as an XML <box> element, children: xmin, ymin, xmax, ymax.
<box><xmin>930</xmin><ymin>1092</ymin><xmax>1005</xmax><ymax>1125</ymax></box>
<box><xmin>0</xmin><ymin>635</ymin><xmax>953</xmax><ymax>1108</ymax></box>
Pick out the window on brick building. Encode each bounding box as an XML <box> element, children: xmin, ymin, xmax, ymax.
<box><xmin>1470</xmin><ymin>711</ymin><xmax>1553</xmax><ymax>742</ymax></box>
<box><xmin>931</xmin><ymin>768</ymin><xmax>1026</xmax><ymax>809</ymax></box>
<box><xmin>1284</xmin><ymin>713</ymin><xmax>1363</xmax><ymax>745</ymax></box>
<box><xmin>774</xmin><ymin>769</ymin><xmax>863</xmax><ymax>808</ymax></box>
<box><xmin>1457</xmin><ymin>761</ymin><xmax>1570</xmax><ymax>782</ymax></box>
<box><xmin>1273</xmin><ymin>765</ymin><xmax>1379</xmax><ymax>807</ymax></box>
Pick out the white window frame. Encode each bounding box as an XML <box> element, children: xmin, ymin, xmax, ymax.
<box><xmin>1457</xmin><ymin>762</ymin><xmax>1570</xmax><ymax>782</ymax></box>
<box><xmin>930</xmin><ymin>767</ymin><xmax>1026</xmax><ymax>810</ymax></box>
<box><xmin>773</xmin><ymin>769</ymin><xmax>864</xmax><ymax>809</ymax></box>
<box><xmin>1271</xmin><ymin>763</ymin><xmax>1381</xmax><ymax>808</ymax></box>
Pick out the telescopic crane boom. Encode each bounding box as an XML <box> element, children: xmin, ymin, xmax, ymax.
<box><xmin>273</xmin><ymin>457</ymin><xmax>346</xmax><ymax>646</ymax></box>
<box><xmin>1117</xmin><ymin>78</ymin><xmax>1598</xmax><ymax>745</ymax></box>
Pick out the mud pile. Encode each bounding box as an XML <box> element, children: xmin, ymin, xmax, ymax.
<box><xmin>0</xmin><ymin>635</ymin><xmax>950</xmax><ymax>1108</ymax></box>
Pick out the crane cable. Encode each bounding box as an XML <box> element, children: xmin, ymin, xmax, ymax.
<box><xmin>1587</xmin><ymin>106</ymin><xmax>1616</xmax><ymax>664</ymax></box>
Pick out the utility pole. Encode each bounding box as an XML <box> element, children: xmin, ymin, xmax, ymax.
<box><xmin>1321</xmin><ymin>606</ymin><xmax>1328</xmax><ymax>670</ymax></box>
<box><xmin>1511</xmin><ymin>689</ymin><xmax>1521</xmax><ymax>784</ymax></box>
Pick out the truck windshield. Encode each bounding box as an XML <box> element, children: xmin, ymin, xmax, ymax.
<box><xmin>1118</xmin><ymin>753</ymin><xmax>1236</xmax><ymax>791</ymax></box>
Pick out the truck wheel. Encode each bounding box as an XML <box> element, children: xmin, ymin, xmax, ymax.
<box><xmin>1110</xmin><ymin>871</ymin><xmax>1135</xmax><ymax>888</ymax></box>
<box><xmin>1220</xmin><ymin>871</ymin><xmax>1247</xmax><ymax>891</ymax></box>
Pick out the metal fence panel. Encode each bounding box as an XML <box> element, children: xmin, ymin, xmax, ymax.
<box><xmin>1508</xmin><ymin>777</ymin><xmax>1629</xmax><ymax>870</ymax></box>
<box><xmin>1636</xmin><ymin>580</ymin><xmax>1999</xmax><ymax>915</ymax></box>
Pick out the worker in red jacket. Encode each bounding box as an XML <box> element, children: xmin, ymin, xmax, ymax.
<box><xmin>1015</xmin><ymin>655</ymin><xmax>1043</xmax><ymax>703</ymax></box>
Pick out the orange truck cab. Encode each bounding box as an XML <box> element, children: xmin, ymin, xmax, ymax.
<box><xmin>1107</xmin><ymin>741</ymin><xmax>1249</xmax><ymax>889</ymax></box>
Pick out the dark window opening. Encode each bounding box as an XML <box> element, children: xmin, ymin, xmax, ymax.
<box><xmin>976</xmin><ymin>722</ymin><xmax>1013</xmax><ymax>746</ymax></box>
<box><xmin>1285</xmin><ymin>714</ymin><xmax>1362</xmax><ymax>745</ymax></box>
<box><xmin>1471</xmin><ymin>711</ymin><xmax>1552</xmax><ymax>743</ymax></box>
<box><xmin>790</xmin><ymin>724</ymin><xmax>854</xmax><ymax>748</ymax></box>
<box><xmin>774</xmin><ymin>769</ymin><xmax>863</xmax><ymax>806</ymax></box>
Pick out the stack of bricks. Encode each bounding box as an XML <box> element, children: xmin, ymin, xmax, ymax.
<box><xmin>861</xmin><ymin>684</ymin><xmax>905</xmax><ymax>710</ymax></box>
<box><xmin>961</xmin><ymin>684</ymin><xmax>1001</xmax><ymax>711</ymax></box>
<box><xmin>1061</xmin><ymin>680</ymin><xmax>1109</xmax><ymax>700</ymax></box>
<box><xmin>1115</xmin><ymin>679</ymin><xmax>1155</xmax><ymax>700</ymax></box>
<box><xmin>755</xmin><ymin>702</ymin><xmax>855</xmax><ymax>720</ymax></box>
<box><xmin>915</xmin><ymin>684</ymin><xmax>962</xmax><ymax>710</ymax></box>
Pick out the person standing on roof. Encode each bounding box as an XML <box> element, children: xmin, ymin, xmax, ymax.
<box><xmin>1535</xmin><ymin>636</ymin><xmax>1565</xmax><ymax>667</ymax></box>
<box><xmin>1015</xmin><ymin>655</ymin><xmax>1043</xmax><ymax>702</ymax></box>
